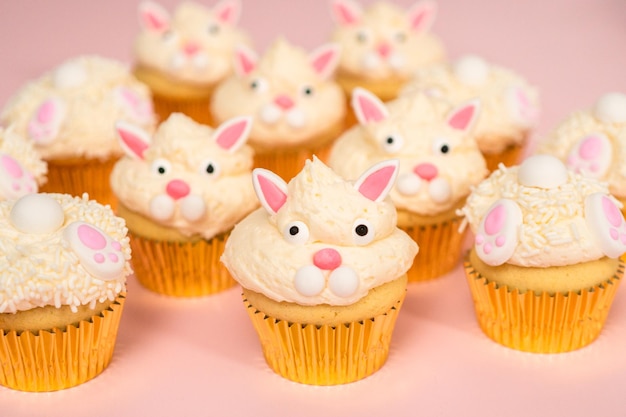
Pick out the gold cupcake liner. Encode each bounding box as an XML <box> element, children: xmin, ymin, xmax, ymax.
<box><xmin>464</xmin><ymin>257</ymin><xmax>623</xmax><ymax>353</ymax></box>
<box><xmin>242</xmin><ymin>292</ymin><xmax>406</xmax><ymax>385</ymax></box>
<box><xmin>402</xmin><ymin>217</ymin><xmax>466</xmax><ymax>282</ymax></box>
<box><xmin>152</xmin><ymin>94</ymin><xmax>213</xmax><ymax>126</ymax></box>
<box><xmin>129</xmin><ymin>231</ymin><xmax>235</xmax><ymax>297</ymax></box>
<box><xmin>253</xmin><ymin>140</ymin><xmax>334</xmax><ymax>182</ymax></box>
<box><xmin>482</xmin><ymin>142</ymin><xmax>525</xmax><ymax>173</ymax></box>
<box><xmin>0</xmin><ymin>293</ymin><xmax>126</xmax><ymax>392</ymax></box>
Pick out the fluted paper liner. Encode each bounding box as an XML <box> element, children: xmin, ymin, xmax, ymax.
<box><xmin>253</xmin><ymin>141</ymin><xmax>334</xmax><ymax>182</ymax></box>
<box><xmin>242</xmin><ymin>292</ymin><xmax>406</xmax><ymax>385</ymax></box>
<box><xmin>152</xmin><ymin>94</ymin><xmax>213</xmax><ymax>126</ymax></box>
<box><xmin>402</xmin><ymin>217</ymin><xmax>466</xmax><ymax>282</ymax></box>
<box><xmin>0</xmin><ymin>293</ymin><xmax>126</xmax><ymax>392</ymax></box>
<box><xmin>464</xmin><ymin>258</ymin><xmax>623</xmax><ymax>353</ymax></box>
<box><xmin>129</xmin><ymin>231</ymin><xmax>235</xmax><ymax>297</ymax></box>
<box><xmin>482</xmin><ymin>141</ymin><xmax>525</xmax><ymax>173</ymax></box>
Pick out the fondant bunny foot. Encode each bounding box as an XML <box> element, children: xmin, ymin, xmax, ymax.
<box><xmin>0</xmin><ymin>154</ymin><xmax>37</xmax><ymax>199</ymax></box>
<box><xmin>585</xmin><ymin>193</ymin><xmax>626</xmax><ymax>258</ymax></box>
<box><xmin>475</xmin><ymin>199</ymin><xmax>522</xmax><ymax>266</ymax></box>
<box><xmin>27</xmin><ymin>97</ymin><xmax>65</xmax><ymax>144</ymax></box>
<box><xmin>566</xmin><ymin>133</ymin><xmax>612</xmax><ymax>178</ymax></box>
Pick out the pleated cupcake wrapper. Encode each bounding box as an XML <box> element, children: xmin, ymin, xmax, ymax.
<box><xmin>464</xmin><ymin>258</ymin><xmax>623</xmax><ymax>353</ymax></box>
<box><xmin>253</xmin><ymin>140</ymin><xmax>334</xmax><ymax>182</ymax></box>
<box><xmin>0</xmin><ymin>293</ymin><xmax>126</xmax><ymax>392</ymax></box>
<box><xmin>129</xmin><ymin>231</ymin><xmax>235</xmax><ymax>297</ymax></box>
<box><xmin>40</xmin><ymin>157</ymin><xmax>118</xmax><ymax>208</ymax></box>
<box><xmin>152</xmin><ymin>94</ymin><xmax>213</xmax><ymax>126</ymax></box>
<box><xmin>242</xmin><ymin>292</ymin><xmax>406</xmax><ymax>385</ymax></box>
<box><xmin>402</xmin><ymin>217</ymin><xmax>466</xmax><ymax>282</ymax></box>
<box><xmin>482</xmin><ymin>142</ymin><xmax>525</xmax><ymax>173</ymax></box>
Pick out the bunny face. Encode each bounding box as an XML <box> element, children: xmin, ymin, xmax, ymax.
<box><xmin>330</xmin><ymin>0</ymin><xmax>444</xmax><ymax>81</ymax></box>
<box><xmin>329</xmin><ymin>89</ymin><xmax>487</xmax><ymax>215</ymax></box>
<box><xmin>110</xmin><ymin>113</ymin><xmax>257</xmax><ymax>239</ymax></box>
<box><xmin>222</xmin><ymin>158</ymin><xmax>418</xmax><ymax>306</ymax></box>
<box><xmin>210</xmin><ymin>38</ymin><xmax>345</xmax><ymax>147</ymax></box>
<box><xmin>0</xmin><ymin>127</ymin><xmax>47</xmax><ymax>201</ymax></box>
<box><xmin>135</xmin><ymin>0</ymin><xmax>249</xmax><ymax>85</ymax></box>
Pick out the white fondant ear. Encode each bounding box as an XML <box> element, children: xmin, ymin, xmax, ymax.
<box><xmin>566</xmin><ymin>133</ymin><xmax>612</xmax><ymax>179</ymax></box>
<box><xmin>213</xmin><ymin>116</ymin><xmax>252</xmax><ymax>152</ymax></box>
<box><xmin>115</xmin><ymin>121</ymin><xmax>151</xmax><ymax>160</ymax></box>
<box><xmin>138</xmin><ymin>1</ymin><xmax>170</xmax><ymax>32</ymax></box>
<box><xmin>354</xmin><ymin>159</ymin><xmax>399</xmax><ymax>202</ymax></box>
<box><xmin>407</xmin><ymin>0</ymin><xmax>437</xmax><ymax>33</ymax></box>
<box><xmin>474</xmin><ymin>199</ymin><xmax>523</xmax><ymax>266</ymax></box>
<box><xmin>351</xmin><ymin>87</ymin><xmax>389</xmax><ymax>125</ymax></box>
<box><xmin>234</xmin><ymin>44</ymin><xmax>258</xmax><ymax>77</ymax></box>
<box><xmin>446</xmin><ymin>99</ymin><xmax>480</xmax><ymax>132</ymax></box>
<box><xmin>213</xmin><ymin>0</ymin><xmax>241</xmax><ymax>24</ymax></box>
<box><xmin>330</xmin><ymin>0</ymin><xmax>363</xmax><ymax>25</ymax></box>
<box><xmin>585</xmin><ymin>193</ymin><xmax>626</xmax><ymax>259</ymax></box>
<box><xmin>309</xmin><ymin>43</ymin><xmax>340</xmax><ymax>79</ymax></box>
<box><xmin>252</xmin><ymin>168</ymin><xmax>288</xmax><ymax>215</ymax></box>
<box><xmin>27</xmin><ymin>97</ymin><xmax>66</xmax><ymax>145</ymax></box>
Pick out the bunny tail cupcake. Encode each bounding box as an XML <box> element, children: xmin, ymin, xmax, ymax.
<box><xmin>110</xmin><ymin>112</ymin><xmax>257</xmax><ymax>296</ymax></box>
<box><xmin>460</xmin><ymin>155</ymin><xmax>626</xmax><ymax>353</ymax></box>
<box><xmin>0</xmin><ymin>193</ymin><xmax>131</xmax><ymax>391</ymax></box>
<box><xmin>222</xmin><ymin>158</ymin><xmax>417</xmax><ymax>385</ymax></box>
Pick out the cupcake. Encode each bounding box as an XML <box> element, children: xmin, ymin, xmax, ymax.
<box><xmin>329</xmin><ymin>88</ymin><xmax>487</xmax><ymax>281</ymax></box>
<box><xmin>0</xmin><ymin>55</ymin><xmax>156</xmax><ymax>207</ymax></box>
<box><xmin>403</xmin><ymin>54</ymin><xmax>540</xmax><ymax>171</ymax></box>
<box><xmin>460</xmin><ymin>155</ymin><xmax>626</xmax><ymax>353</ymax></box>
<box><xmin>133</xmin><ymin>0</ymin><xmax>251</xmax><ymax>124</ymax></box>
<box><xmin>110</xmin><ymin>112</ymin><xmax>257</xmax><ymax>296</ymax></box>
<box><xmin>537</xmin><ymin>92</ymin><xmax>626</xmax><ymax>215</ymax></box>
<box><xmin>330</xmin><ymin>0</ymin><xmax>446</xmax><ymax>102</ymax></box>
<box><xmin>222</xmin><ymin>158</ymin><xmax>417</xmax><ymax>385</ymax></box>
<box><xmin>0</xmin><ymin>126</ymin><xmax>47</xmax><ymax>200</ymax></box>
<box><xmin>0</xmin><ymin>193</ymin><xmax>131</xmax><ymax>391</ymax></box>
<box><xmin>210</xmin><ymin>37</ymin><xmax>346</xmax><ymax>181</ymax></box>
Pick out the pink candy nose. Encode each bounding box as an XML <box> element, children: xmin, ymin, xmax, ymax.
<box><xmin>183</xmin><ymin>42</ymin><xmax>200</xmax><ymax>56</ymax></box>
<box><xmin>313</xmin><ymin>248</ymin><xmax>342</xmax><ymax>270</ymax></box>
<box><xmin>377</xmin><ymin>42</ymin><xmax>391</xmax><ymax>58</ymax></box>
<box><xmin>274</xmin><ymin>94</ymin><xmax>294</xmax><ymax>110</ymax></box>
<box><xmin>414</xmin><ymin>163</ymin><xmax>438</xmax><ymax>181</ymax></box>
<box><xmin>166</xmin><ymin>179</ymin><xmax>190</xmax><ymax>200</ymax></box>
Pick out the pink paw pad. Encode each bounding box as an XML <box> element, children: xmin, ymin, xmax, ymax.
<box><xmin>63</xmin><ymin>221</ymin><xmax>125</xmax><ymax>281</ymax></box>
<box><xmin>475</xmin><ymin>199</ymin><xmax>523</xmax><ymax>266</ymax></box>
<box><xmin>566</xmin><ymin>133</ymin><xmax>612</xmax><ymax>178</ymax></box>
<box><xmin>585</xmin><ymin>193</ymin><xmax>626</xmax><ymax>258</ymax></box>
<box><xmin>27</xmin><ymin>97</ymin><xmax>65</xmax><ymax>145</ymax></box>
<box><xmin>115</xmin><ymin>87</ymin><xmax>154</xmax><ymax>123</ymax></box>
<box><xmin>0</xmin><ymin>154</ymin><xmax>38</xmax><ymax>199</ymax></box>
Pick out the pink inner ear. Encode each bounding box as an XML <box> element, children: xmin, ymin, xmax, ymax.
<box><xmin>215</xmin><ymin>1</ymin><xmax>238</xmax><ymax>23</ymax></box>
<box><xmin>356</xmin><ymin>95</ymin><xmax>386</xmax><ymax>123</ymax></box>
<box><xmin>236</xmin><ymin>50</ymin><xmax>256</xmax><ymax>75</ymax></box>
<box><xmin>448</xmin><ymin>105</ymin><xmax>476</xmax><ymax>131</ymax></box>
<box><xmin>333</xmin><ymin>2</ymin><xmax>359</xmax><ymax>25</ymax></box>
<box><xmin>410</xmin><ymin>10</ymin><xmax>428</xmax><ymax>30</ymax></box>
<box><xmin>358</xmin><ymin>165</ymin><xmax>395</xmax><ymax>201</ymax></box>
<box><xmin>215</xmin><ymin>120</ymin><xmax>247</xmax><ymax>150</ymax></box>
<box><xmin>311</xmin><ymin>49</ymin><xmax>336</xmax><ymax>75</ymax></box>
<box><xmin>408</xmin><ymin>2</ymin><xmax>436</xmax><ymax>32</ymax></box>
<box><xmin>257</xmin><ymin>175</ymin><xmax>287</xmax><ymax>213</ymax></box>
<box><xmin>118</xmin><ymin>128</ymin><xmax>149</xmax><ymax>159</ymax></box>
<box><xmin>37</xmin><ymin>100</ymin><xmax>57</xmax><ymax>123</ymax></box>
<box><xmin>141</xmin><ymin>7</ymin><xmax>168</xmax><ymax>31</ymax></box>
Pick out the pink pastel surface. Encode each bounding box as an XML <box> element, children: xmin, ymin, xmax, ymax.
<box><xmin>1</xmin><ymin>1</ymin><xmax>626</xmax><ymax>416</ymax></box>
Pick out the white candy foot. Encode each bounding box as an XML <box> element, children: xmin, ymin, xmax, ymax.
<box><xmin>0</xmin><ymin>154</ymin><xmax>37</xmax><ymax>199</ymax></box>
<box><xmin>475</xmin><ymin>199</ymin><xmax>522</xmax><ymax>266</ymax></box>
<box><xmin>566</xmin><ymin>133</ymin><xmax>612</xmax><ymax>178</ymax></box>
<box><xmin>27</xmin><ymin>97</ymin><xmax>65</xmax><ymax>144</ymax></box>
<box><xmin>585</xmin><ymin>193</ymin><xmax>626</xmax><ymax>258</ymax></box>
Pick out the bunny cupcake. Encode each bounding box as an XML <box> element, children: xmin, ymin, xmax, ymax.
<box><xmin>0</xmin><ymin>126</ymin><xmax>47</xmax><ymax>200</ymax></box>
<box><xmin>222</xmin><ymin>157</ymin><xmax>417</xmax><ymax>385</ymax></box>
<box><xmin>110</xmin><ymin>112</ymin><xmax>257</xmax><ymax>296</ymax></box>
<box><xmin>329</xmin><ymin>88</ymin><xmax>487</xmax><ymax>281</ymax></box>
<box><xmin>133</xmin><ymin>0</ymin><xmax>250</xmax><ymax>124</ymax></box>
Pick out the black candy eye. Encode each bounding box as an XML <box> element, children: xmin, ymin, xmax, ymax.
<box><xmin>356</xmin><ymin>30</ymin><xmax>368</xmax><ymax>43</ymax></box>
<box><xmin>382</xmin><ymin>133</ymin><xmax>404</xmax><ymax>153</ymax></box>
<box><xmin>151</xmin><ymin>158</ymin><xmax>172</xmax><ymax>175</ymax></box>
<box><xmin>352</xmin><ymin>219</ymin><xmax>374</xmax><ymax>245</ymax></box>
<box><xmin>199</xmin><ymin>159</ymin><xmax>221</xmax><ymax>178</ymax></box>
<box><xmin>355</xmin><ymin>224</ymin><xmax>368</xmax><ymax>236</ymax></box>
<box><xmin>433</xmin><ymin>138</ymin><xmax>453</xmax><ymax>155</ymax></box>
<box><xmin>283</xmin><ymin>221</ymin><xmax>309</xmax><ymax>245</ymax></box>
<box><xmin>208</xmin><ymin>24</ymin><xmax>220</xmax><ymax>35</ymax></box>
<box><xmin>301</xmin><ymin>86</ymin><xmax>314</xmax><ymax>96</ymax></box>
<box><xmin>394</xmin><ymin>32</ymin><xmax>406</xmax><ymax>43</ymax></box>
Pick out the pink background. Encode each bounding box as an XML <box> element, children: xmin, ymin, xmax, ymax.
<box><xmin>1</xmin><ymin>0</ymin><xmax>626</xmax><ymax>416</ymax></box>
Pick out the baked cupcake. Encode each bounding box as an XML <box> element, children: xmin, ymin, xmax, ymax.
<box><xmin>330</xmin><ymin>0</ymin><xmax>446</xmax><ymax>102</ymax></box>
<box><xmin>222</xmin><ymin>158</ymin><xmax>417</xmax><ymax>385</ymax></box>
<box><xmin>133</xmin><ymin>0</ymin><xmax>250</xmax><ymax>124</ymax></box>
<box><xmin>210</xmin><ymin>37</ymin><xmax>346</xmax><ymax>180</ymax></box>
<box><xmin>329</xmin><ymin>88</ymin><xmax>487</xmax><ymax>281</ymax></box>
<box><xmin>403</xmin><ymin>54</ymin><xmax>540</xmax><ymax>171</ymax></box>
<box><xmin>0</xmin><ymin>126</ymin><xmax>47</xmax><ymax>200</ymax></box>
<box><xmin>0</xmin><ymin>55</ymin><xmax>156</xmax><ymax>207</ymax></box>
<box><xmin>537</xmin><ymin>92</ymin><xmax>626</xmax><ymax>215</ymax></box>
<box><xmin>111</xmin><ymin>112</ymin><xmax>257</xmax><ymax>296</ymax></box>
<box><xmin>460</xmin><ymin>155</ymin><xmax>626</xmax><ymax>353</ymax></box>
<box><xmin>0</xmin><ymin>193</ymin><xmax>131</xmax><ymax>391</ymax></box>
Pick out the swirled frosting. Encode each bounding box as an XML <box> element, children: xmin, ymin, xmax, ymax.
<box><xmin>222</xmin><ymin>158</ymin><xmax>418</xmax><ymax>306</ymax></box>
<box><xmin>0</xmin><ymin>193</ymin><xmax>131</xmax><ymax>314</ymax></box>
<box><xmin>110</xmin><ymin>112</ymin><xmax>258</xmax><ymax>239</ymax></box>
<box><xmin>403</xmin><ymin>55</ymin><xmax>540</xmax><ymax>153</ymax></box>
<box><xmin>0</xmin><ymin>55</ymin><xmax>156</xmax><ymax>160</ymax></box>
<box><xmin>0</xmin><ymin>126</ymin><xmax>47</xmax><ymax>200</ymax></box>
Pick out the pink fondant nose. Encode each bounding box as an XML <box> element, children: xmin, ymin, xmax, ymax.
<box><xmin>166</xmin><ymin>179</ymin><xmax>190</xmax><ymax>200</ymax></box>
<box><xmin>414</xmin><ymin>163</ymin><xmax>438</xmax><ymax>181</ymax></box>
<box><xmin>274</xmin><ymin>94</ymin><xmax>294</xmax><ymax>110</ymax></box>
<box><xmin>313</xmin><ymin>248</ymin><xmax>342</xmax><ymax>270</ymax></box>
<box><xmin>377</xmin><ymin>42</ymin><xmax>391</xmax><ymax>58</ymax></box>
<box><xmin>183</xmin><ymin>42</ymin><xmax>200</xmax><ymax>55</ymax></box>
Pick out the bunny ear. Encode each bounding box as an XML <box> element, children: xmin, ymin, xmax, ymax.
<box><xmin>407</xmin><ymin>0</ymin><xmax>437</xmax><ymax>33</ymax></box>
<box><xmin>234</xmin><ymin>44</ymin><xmax>258</xmax><ymax>77</ymax></box>
<box><xmin>214</xmin><ymin>116</ymin><xmax>252</xmax><ymax>152</ymax></box>
<box><xmin>213</xmin><ymin>0</ymin><xmax>241</xmax><ymax>24</ymax></box>
<box><xmin>446</xmin><ymin>99</ymin><xmax>480</xmax><ymax>132</ymax></box>
<box><xmin>309</xmin><ymin>43</ymin><xmax>340</xmax><ymax>79</ymax></box>
<box><xmin>351</xmin><ymin>87</ymin><xmax>389</xmax><ymax>125</ymax></box>
<box><xmin>252</xmin><ymin>168</ymin><xmax>288</xmax><ymax>215</ymax></box>
<box><xmin>354</xmin><ymin>159</ymin><xmax>399</xmax><ymax>202</ymax></box>
<box><xmin>115</xmin><ymin>121</ymin><xmax>151</xmax><ymax>160</ymax></box>
<box><xmin>138</xmin><ymin>1</ymin><xmax>170</xmax><ymax>32</ymax></box>
<box><xmin>331</xmin><ymin>0</ymin><xmax>363</xmax><ymax>25</ymax></box>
